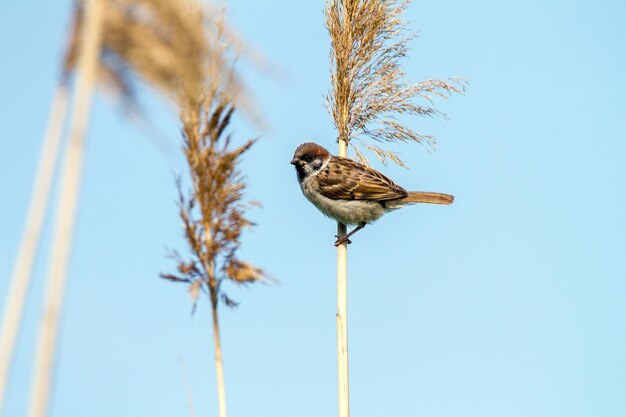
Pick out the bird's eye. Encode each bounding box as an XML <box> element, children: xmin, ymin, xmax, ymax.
<box><xmin>303</xmin><ymin>155</ymin><xmax>312</xmax><ymax>163</ymax></box>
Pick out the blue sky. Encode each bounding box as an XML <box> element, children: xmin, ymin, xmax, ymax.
<box><xmin>1</xmin><ymin>1</ymin><xmax>626</xmax><ymax>417</ymax></box>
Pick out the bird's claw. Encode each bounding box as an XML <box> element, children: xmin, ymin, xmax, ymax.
<box><xmin>334</xmin><ymin>235</ymin><xmax>352</xmax><ymax>246</ymax></box>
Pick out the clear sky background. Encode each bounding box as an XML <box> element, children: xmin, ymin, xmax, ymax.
<box><xmin>1</xmin><ymin>1</ymin><xmax>626</xmax><ymax>417</ymax></box>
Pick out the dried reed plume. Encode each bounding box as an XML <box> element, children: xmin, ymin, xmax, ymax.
<box><xmin>65</xmin><ymin>0</ymin><xmax>239</xmax><ymax>107</ymax></box>
<box><xmin>325</xmin><ymin>0</ymin><xmax>465</xmax><ymax>167</ymax></box>
<box><xmin>324</xmin><ymin>2</ymin><xmax>464</xmax><ymax>417</ymax></box>
<box><xmin>159</xmin><ymin>13</ymin><xmax>264</xmax><ymax>417</ymax></box>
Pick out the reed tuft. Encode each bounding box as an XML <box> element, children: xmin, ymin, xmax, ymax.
<box><xmin>158</xmin><ymin>9</ymin><xmax>263</xmax><ymax>417</ymax></box>
<box><xmin>30</xmin><ymin>3</ymin><xmax>257</xmax><ymax>417</ymax></box>
<box><xmin>64</xmin><ymin>0</ymin><xmax>242</xmax><ymax>110</ymax></box>
<box><xmin>325</xmin><ymin>0</ymin><xmax>466</xmax><ymax>166</ymax></box>
<box><xmin>324</xmin><ymin>3</ymin><xmax>464</xmax><ymax>417</ymax></box>
<box><xmin>162</xmin><ymin>106</ymin><xmax>265</xmax><ymax>310</ymax></box>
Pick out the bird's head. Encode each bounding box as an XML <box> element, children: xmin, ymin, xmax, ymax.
<box><xmin>290</xmin><ymin>142</ymin><xmax>331</xmax><ymax>182</ymax></box>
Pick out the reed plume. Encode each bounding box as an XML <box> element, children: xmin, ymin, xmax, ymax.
<box><xmin>159</xmin><ymin>11</ymin><xmax>264</xmax><ymax>417</ymax></box>
<box><xmin>64</xmin><ymin>0</ymin><xmax>239</xmax><ymax>107</ymax></box>
<box><xmin>325</xmin><ymin>0</ymin><xmax>465</xmax><ymax>166</ymax></box>
<box><xmin>324</xmin><ymin>1</ymin><xmax>464</xmax><ymax>416</ymax></box>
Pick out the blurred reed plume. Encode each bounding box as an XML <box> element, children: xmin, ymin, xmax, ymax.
<box><xmin>159</xmin><ymin>9</ymin><xmax>264</xmax><ymax>417</ymax></box>
<box><xmin>65</xmin><ymin>0</ymin><xmax>239</xmax><ymax>107</ymax></box>
<box><xmin>325</xmin><ymin>0</ymin><xmax>466</xmax><ymax>167</ymax></box>
<box><xmin>324</xmin><ymin>1</ymin><xmax>464</xmax><ymax>417</ymax></box>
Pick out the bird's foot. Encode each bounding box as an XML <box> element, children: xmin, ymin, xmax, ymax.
<box><xmin>334</xmin><ymin>235</ymin><xmax>352</xmax><ymax>247</ymax></box>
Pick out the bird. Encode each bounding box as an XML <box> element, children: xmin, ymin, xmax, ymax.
<box><xmin>290</xmin><ymin>142</ymin><xmax>454</xmax><ymax>246</ymax></box>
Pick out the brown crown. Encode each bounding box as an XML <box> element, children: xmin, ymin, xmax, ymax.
<box><xmin>293</xmin><ymin>142</ymin><xmax>331</xmax><ymax>160</ymax></box>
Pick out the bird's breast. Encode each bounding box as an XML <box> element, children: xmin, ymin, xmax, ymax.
<box><xmin>299</xmin><ymin>177</ymin><xmax>385</xmax><ymax>225</ymax></box>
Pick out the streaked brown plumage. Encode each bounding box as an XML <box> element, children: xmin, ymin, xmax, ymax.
<box><xmin>291</xmin><ymin>142</ymin><xmax>453</xmax><ymax>245</ymax></box>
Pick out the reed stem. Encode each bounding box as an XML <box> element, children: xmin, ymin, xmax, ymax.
<box><xmin>0</xmin><ymin>84</ymin><xmax>68</xmax><ymax>416</ymax></box>
<box><xmin>336</xmin><ymin>137</ymin><xmax>350</xmax><ymax>417</ymax></box>
<box><xmin>211</xmin><ymin>303</ymin><xmax>227</xmax><ymax>417</ymax></box>
<box><xmin>27</xmin><ymin>1</ymin><xmax>104</xmax><ymax>415</ymax></box>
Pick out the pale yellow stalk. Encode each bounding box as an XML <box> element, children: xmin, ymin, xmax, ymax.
<box><xmin>336</xmin><ymin>135</ymin><xmax>350</xmax><ymax>417</ymax></box>
<box><xmin>27</xmin><ymin>1</ymin><xmax>104</xmax><ymax>416</ymax></box>
<box><xmin>325</xmin><ymin>2</ymin><xmax>463</xmax><ymax>417</ymax></box>
<box><xmin>176</xmin><ymin>352</ymin><xmax>197</xmax><ymax>417</ymax></box>
<box><xmin>211</xmin><ymin>305</ymin><xmax>227</xmax><ymax>417</ymax></box>
<box><xmin>0</xmin><ymin>84</ymin><xmax>69</xmax><ymax>416</ymax></box>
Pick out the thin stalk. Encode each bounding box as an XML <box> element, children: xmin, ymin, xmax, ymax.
<box><xmin>0</xmin><ymin>84</ymin><xmax>69</xmax><ymax>415</ymax></box>
<box><xmin>176</xmin><ymin>352</ymin><xmax>197</xmax><ymax>417</ymax></box>
<box><xmin>27</xmin><ymin>0</ymin><xmax>104</xmax><ymax>416</ymax></box>
<box><xmin>204</xmin><ymin>212</ymin><xmax>228</xmax><ymax>417</ymax></box>
<box><xmin>336</xmin><ymin>137</ymin><xmax>350</xmax><ymax>417</ymax></box>
<box><xmin>210</xmin><ymin>297</ymin><xmax>227</xmax><ymax>417</ymax></box>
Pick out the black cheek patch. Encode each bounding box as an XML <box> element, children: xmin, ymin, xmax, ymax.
<box><xmin>296</xmin><ymin>165</ymin><xmax>307</xmax><ymax>182</ymax></box>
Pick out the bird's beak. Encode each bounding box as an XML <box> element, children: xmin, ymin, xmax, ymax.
<box><xmin>290</xmin><ymin>158</ymin><xmax>299</xmax><ymax>165</ymax></box>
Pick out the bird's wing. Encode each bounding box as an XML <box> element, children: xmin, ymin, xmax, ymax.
<box><xmin>317</xmin><ymin>158</ymin><xmax>408</xmax><ymax>201</ymax></box>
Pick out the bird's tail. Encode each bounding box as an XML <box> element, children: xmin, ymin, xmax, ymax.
<box><xmin>404</xmin><ymin>191</ymin><xmax>454</xmax><ymax>205</ymax></box>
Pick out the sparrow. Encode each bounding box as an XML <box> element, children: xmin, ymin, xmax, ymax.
<box><xmin>290</xmin><ymin>142</ymin><xmax>454</xmax><ymax>246</ymax></box>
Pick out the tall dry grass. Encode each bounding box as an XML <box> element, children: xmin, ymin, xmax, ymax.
<box><xmin>158</xmin><ymin>8</ymin><xmax>264</xmax><ymax>417</ymax></box>
<box><xmin>4</xmin><ymin>1</ymin><xmax>244</xmax><ymax>417</ymax></box>
<box><xmin>324</xmin><ymin>1</ymin><xmax>464</xmax><ymax>416</ymax></box>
